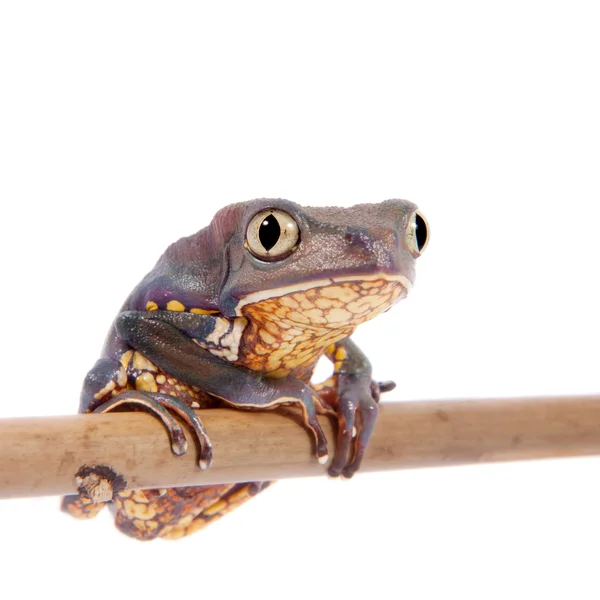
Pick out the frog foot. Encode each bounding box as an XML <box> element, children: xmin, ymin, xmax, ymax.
<box><xmin>325</xmin><ymin>375</ymin><xmax>395</xmax><ymax>479</ymax></box>
<box><xmin>94</xmin><ymin>390</ymin><xmax>213</xmax><ymax>469</ymax></box>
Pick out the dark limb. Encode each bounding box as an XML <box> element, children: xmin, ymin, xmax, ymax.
<box><xmin>321</xmin><ymin>338</ymin><xmax>395</xmax><ymax>478</ymax></box>
<box><xmin>115</xmin><ymin>311</ymin><xmax>329</xmax><ymax>463</ymax></box>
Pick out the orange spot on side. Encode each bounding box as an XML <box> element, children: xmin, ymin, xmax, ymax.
<box><xmin>190</xmin><ymin>307</ymin><xmax>219</xmax><ymax>315</ymax></box>
<box><xmin>166</xmin><ymin>300</ymin><xmax>186</xmax><ymax>312</ymax></box>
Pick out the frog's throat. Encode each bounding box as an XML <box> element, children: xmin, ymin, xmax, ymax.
<box><xmin>233</xmin><ymin>273</ymin><xmax>412</xmax><ymax>316</ymax></box>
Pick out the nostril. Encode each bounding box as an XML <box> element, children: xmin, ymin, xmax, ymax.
<box><xmin>345</xmin><ymin>227</ymin><xmax>372</xmax><ymax>249</ymax></box>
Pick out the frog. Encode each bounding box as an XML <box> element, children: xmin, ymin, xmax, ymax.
<box><xmin>61</xmin><ymin>198</ymin><xmax>429</xmax><ymax>540</ymax></box>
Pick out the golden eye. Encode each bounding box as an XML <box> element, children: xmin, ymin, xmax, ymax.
<box><xmin>406</xmin><ymin>210</ymin><xmax>429</xmax><ymax>257</ymax></box>
<box><xmin>246</xmin><ymin>209</ymin><xmax>300</xmax><ymax>260</ymax></box>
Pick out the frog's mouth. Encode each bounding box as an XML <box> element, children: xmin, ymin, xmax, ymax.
<box><xmin>235</xmin><ymin>273</ymin><xmax>411</xmax><ymax>329</ymax></box>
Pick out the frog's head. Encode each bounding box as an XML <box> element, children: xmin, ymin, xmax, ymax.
<box><xmin>213</xmin><ymin>198</ymin><xmax>428</xmax><ymax>326</ymax></box>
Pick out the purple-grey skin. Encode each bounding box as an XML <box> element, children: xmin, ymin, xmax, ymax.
<box><xmin>80</xmin><ymin>198</ymin><xmax>429</xmax><ymax>478</ymax></box>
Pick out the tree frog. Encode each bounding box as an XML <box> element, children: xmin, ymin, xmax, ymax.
<box><xmin>62</xmin><ymin>198</ymin><xmax>429</xmax><ymax>540</ymax></box>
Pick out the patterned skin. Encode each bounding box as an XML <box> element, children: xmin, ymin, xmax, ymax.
<box><xmin>62</xmin><ymin>198</ymin><xmax>429</xmax><ymax>540</ymax></box>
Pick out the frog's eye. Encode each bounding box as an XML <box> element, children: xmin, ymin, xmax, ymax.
<box><xmin>406</xmin><ymin>210</ymin><xmax>429</xmax><ymax>257</ymax></box>
<box><xmin>246</xmin><ymin>209</ymin><xmax>300</xmax><ymax>260</ymax></box>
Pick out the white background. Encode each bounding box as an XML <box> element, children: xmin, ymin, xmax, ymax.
<box><xmin>1</xmin><ymin>2</ymin><xmax>600</xmax><ymax>599</ymax></box>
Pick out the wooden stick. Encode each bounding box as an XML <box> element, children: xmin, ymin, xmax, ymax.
<box><xmin>1</xmin><ymin>395</ymin><xmax>600</xmax><ymax>499</ymax></box>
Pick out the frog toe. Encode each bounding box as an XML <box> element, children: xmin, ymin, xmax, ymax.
<box><xmin>328</xmin><ymin>391</ymin><xmax>358</xmax><ymax>477</ymax></box>
<box><xmin>371</xmin><ymin>379</ymin><xmax>396</xmax><ymax>402</ymax></box>
<box><xmin>342</xmin><ymin>396</ymin><xmax>379</xmax><ymax>478</ymax></box>
<box><xmin>143</xmin><ymin>392</ymin><xmax>213</xmax><ymax>469</ymax></box>
<box><xmin>94</xmin><ymin>390</ymin><xmax>212</xmax><ymax>466</ymax></box>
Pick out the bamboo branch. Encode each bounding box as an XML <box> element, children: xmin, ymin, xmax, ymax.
<box><xmin>1</xmin><ymin>395</ymin><xmax>600</xmax><ymax>500</ymax></box>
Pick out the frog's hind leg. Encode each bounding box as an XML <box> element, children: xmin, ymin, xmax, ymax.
<box><xmin>112</xmin><ymin>482</ymin><xmax>272</xmax><ymax>541</ymax></box>
<box><xmin>61</xmin><ymin>357</ymin><xmax>131</xmax><ymax>520</ymax></box>
<box><xmin>161</xmin><ymin>481</ymin><xmax>273</xmax><ymax>540</ymax></box>
<box><xmin>61</xmin><ymin>494</ymin><xmax>108</xmax><ymax>520</ymax></box>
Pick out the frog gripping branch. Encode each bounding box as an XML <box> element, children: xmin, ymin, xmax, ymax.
<box><xmin>61</xmin><ymin>198</ymin><xmax>429</xmax><ymax>540</ymax></box>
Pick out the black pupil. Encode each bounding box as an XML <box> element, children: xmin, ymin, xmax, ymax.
<box><xmin>259</xmin><ymin>214</ymin><xmax>281</xmax><ymax>251</ymax></box>
<box><xmin>415</xmin><ymin>214</ymin><xmax>427</xmax><ymax>251</ymax></box>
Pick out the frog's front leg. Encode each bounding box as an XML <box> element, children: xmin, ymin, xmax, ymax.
<box><xmin>115</xmin><ymin>311</ymin><xmax>329</xmax><ymax>463</ymax></box>
<box><xmin>318</xmin><ymin>338</ymin><xmax>395</xmax><ymax>478</ymax></box>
